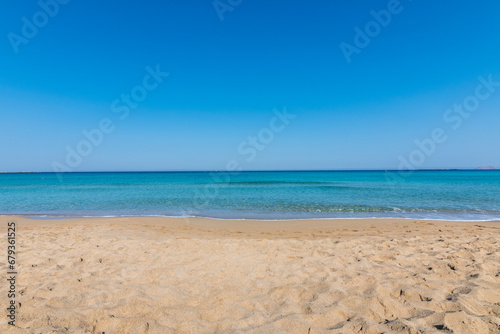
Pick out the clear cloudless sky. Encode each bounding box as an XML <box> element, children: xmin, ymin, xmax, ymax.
<box><xmin>1</xmin><ymin>0</ymin><xmax>499</xmax><ymax>171</ymax></box>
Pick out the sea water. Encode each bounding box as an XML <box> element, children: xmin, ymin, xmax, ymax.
<box><xmin>0</xmin><ymin>170</ymin><xmax>499</xmax><ymax>220</ymax></box>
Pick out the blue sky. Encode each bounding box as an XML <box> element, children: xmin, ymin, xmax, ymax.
<box><xmin>1</xmin><ymin>0</ymin><xmax>499</xmax><ymax>171</ymax></box>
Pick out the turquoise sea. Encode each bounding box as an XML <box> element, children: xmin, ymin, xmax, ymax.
<box><xmin>0</xmin><ymin>171</ymin><xmax>499</xmax><ymax>221</ymax></box>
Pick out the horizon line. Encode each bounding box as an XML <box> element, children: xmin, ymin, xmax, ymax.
<box><xmin>0</xmin><ymin>168</ymin><xmax>498</xmax><ymax>174</ymax></box>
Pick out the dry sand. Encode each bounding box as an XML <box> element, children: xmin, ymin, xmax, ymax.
<box><xmin>1</xmin><ymin>216</ymin><xmax>499</xmax><ymax>333</ymax></box>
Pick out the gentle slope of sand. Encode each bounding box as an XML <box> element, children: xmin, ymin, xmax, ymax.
<box><xmin>1</xmin><ymin>216</ymin><xmax>499</xmax><ymax>333</ymax></box>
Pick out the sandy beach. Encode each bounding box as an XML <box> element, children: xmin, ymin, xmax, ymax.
<box><xmin>1</xmin><ymin>216</ymin><xmax>499</xmax><ymax>333</ymax></box>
